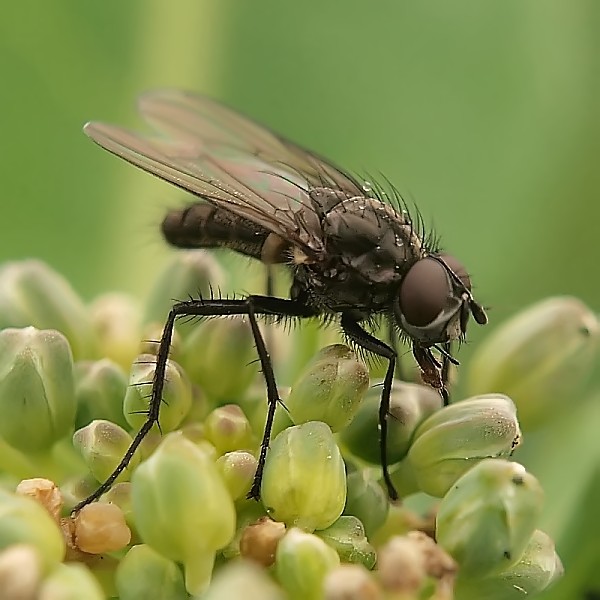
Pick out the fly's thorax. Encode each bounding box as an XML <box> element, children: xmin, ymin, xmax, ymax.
<box><xmin>309</xmin><ymin>187</ymin><xmax>353</xmax><ymax>216</ymax></box>
<box><xmin>320</xmin><ymin>196</ymin><xmax>424</xmax><ymax>286</ymax></box>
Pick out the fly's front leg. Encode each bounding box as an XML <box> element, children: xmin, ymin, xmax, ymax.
<box><xmin>341</xmin><ymin>314</ymin><xmax>399</xmax><ymax>501</ymax></box>
<box><xmin>440</xmin><ymin>341</ymin><xmax>453</xmax><ymax>405</ymax></box>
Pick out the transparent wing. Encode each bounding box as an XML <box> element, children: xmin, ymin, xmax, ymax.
<box><xmin>84</xmin><ymin>90</ymin><xmax>365</xmax><ymax>256</ymax></box>
<box><xmin>138</xmin><ymin>89</ymin><xmax>365</xmax><ymax>196</ymax></box>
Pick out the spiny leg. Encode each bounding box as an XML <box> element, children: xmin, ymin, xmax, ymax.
<box><xmin>72</xmin><ymin>295</ymin><xmax>313</xmax><ymax>514</ymax></box>
<box><xmin>341</xmin><ymin>314</ymin><xmax>398</xmax><ymax>501</ymax></box>
<box><xmin>387</xmin><ymin>318</ymin><xmax>404</xmax><ymax>380</ymax></box>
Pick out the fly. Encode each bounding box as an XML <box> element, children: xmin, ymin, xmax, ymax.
<box><xmin>73</xmin><ymin>90</ymin><xmax>487</xmax><ymax>511</ymax></box>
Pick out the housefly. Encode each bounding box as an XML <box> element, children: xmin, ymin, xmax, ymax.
<box><xmin>74</xmin><ymin>90</ymin><xmax>487</xmax><ymax>510</ymax></box>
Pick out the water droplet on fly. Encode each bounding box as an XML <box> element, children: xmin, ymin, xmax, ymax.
<box><xmin>362</xmin><ymin>181</ymin><xmax>373</xmax><ymax>193</ymax></box>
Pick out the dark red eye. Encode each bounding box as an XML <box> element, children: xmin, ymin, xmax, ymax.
<box><xmin>399</xmin><ymin>258</ymin><xmax>450</xmax><ymax>327</ymax></box>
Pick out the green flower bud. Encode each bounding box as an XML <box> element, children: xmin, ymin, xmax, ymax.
<box><xmin>0</xmin><ymin>260</ymin><xmax>94</xmax><ymax>359</ymax></box>
<box><xmin>124</xmin><ymin>354</ymin><xmax>192</xmax><ymax>432</ymax></box>
<box><xmin>436</xmin><ymin>459</ymin><xmax>544</xmax><ymax>578</ymax></box>
<box><xmin>181</xmin><ymin>383</ymin><xmax>209</xmax><ymax>425</ymax></box>
<box><xmin>284</xmin><ymin>345</ymin><xmax>369</xmax><ymax>432</ymax></box>
<box><xmin>316</xmin><ymin>516</ymin><xmax>376</xmax><ymax>569</ymax></box>
<box><xmin>216</xmin><ymin>451</ymin><xmax>258</xmax><ymax>500</ymax></box>
<box><xmin>180</xmin><ymin>318</ymin><xmax>257</xmax><ymax>402</ymax></box>
<box><xmin>131</xmin><ymin>432</ymin><xmax>236</xmax><ymax>596</ymax></box>
<box><xmin>203</xmin><ymin>559</ymin><xmax>286</xmax><ymax>600</ymax></box>
<box><xmin>60</xmin><ymin>474</ymin><xmax>99</xmax><ymax>510</ymax></box>
<box><xmin>144</xmin><ymin>250</ymin><xmax>224</xmax><ymax>333</ymax></box>
<box><xmin>0</xmin><ymin>544</ymin><xmax>42</xmax><ymax>600</ymax></box>
<box><xmin>261</xmin><ymin>422</ymin><xmax>347</xmax><ymax>531</ymax></box>
<box><xmin>89</xmin><ymin>293</ymin><xmax>142</xmax><ymax>371</ymax></box>
<box><xmin>454</xmin><ymin>529</ymin><xmax>563</xmax><ymax>599</ymax></box>
<box><xmin>275</xmin><ymin>528</ymin><xmax>340</xmax><ymax>600</ymax></box>
<box><xmin>343</xmin><ymin>471</ymin><xmax>389</xmax><ymax>538</ymax></box>
<box><xmin>407</xmin><ymin>394</ymin><xmax>521</xmax><ymax>497</ymax></box>
<box><xmin>73</xmin><ymin>420</ymin><xmax>140</xmax><ymax>484</ymax></box>
<box><xmin>74</xmin><ymin>359</ymin><xmax>129</xmax><ymax>430</ymax></box>
<box><xmin>468</xmin><ymin>297</ymin><xmax>600</xmax><ymax>429</ymax></box>
<box><xmin>323</xmin><ymin>564</ymin><xmax>382</xmax><ymax>600</ymax></box>
<box><xmin>0</xmin><ymin>488</ymin><xmax>64</xmax><ymax>573</ymax></box>
<box><xmin>341</xmin><ymin>380</ymin><xmax>442</xmax><ymax>464</ymax></box>
<box><xmin>205</xmin><ymin>404</ymin><xmax>254</xmax><ymax>456</ymax></box>
<box><xmin>38</xmin><ymin>563</ymin><xmax>104</xmax><ymax>600</ymax></box>
<box><xmin>116</xmin><ymin>544</ymin><xmax>187</xmax><ymax>600</ymax></box>
<box><xmin>0</xmin><ymin>327</ymin><xmax>76</xmax><ymax>453</ymax></box>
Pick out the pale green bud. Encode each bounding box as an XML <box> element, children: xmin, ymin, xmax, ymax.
<box><xmin>73</xmin><ymin>420</ymin><xmax>140</xmax><ymax>484</ymax></box>
<box><xmin>341</xmin><ymin>380</ymin><xmax>442</xmax><ymax>464</ymax></box>
<box><xmin>144</xmin><ymin>250</ymin><xmax>224</xmax><ymax>331</ymax></box>
<box><xmin>407</xmin><ymin>394</ymin><xmax>521</xmax><ymax>497</ymax></box>
<box><xmin>323</xmin><ymin>564</ymin><xmax>382</xmax><ymax>600</ymax></box>
<box><xmin>116</xmin><ymin>544</ymin><xmax>187</xmax><ymax>600</ymax></box>
<box><xmin>181</xmin><ymin>383</ymin><xmax>209</xmax><ymax>425</ymax></box>
<box><xmin>316</xmin><ymin>516</ymin><xmax>376</xmax><ymax>569</ymax></box>
<box><xmin>275</xmin><ymin>528</ymin><xmax>340</xmax><ymax>600</ymax></box>
<box><xmin>343</xmin><ymin>471</ymin><xmax>389</xmax><ymax>538</ymax></box>
<box><xmin>124</xmin><ymin>354</ymin><xmax>192</xmax><ymax>432</ymax></box>
<box><xmin>0</xmin><ymin>260</ymin><xmax>94</xmax><ymax>359</ymax></box>
<box><xmin>89</xmin><ymin>292</ymin><xmax>141</xmax><ymax>371</ymax></box>
<box><xmin>216</xmin><ymin>451</ymin><xmax>258</xmax><ymax>500</ymax></box>
<box><xmin>284</xmin><ymin>345</ymin><xmax>369</xmax><ymax>432</ymax></box>
<box><xmin>74</xmin><ymin>359</ymin><xmax>129</xmax><ymax>430</ymax></box>
<box><xmin>0</xmin><ymin>488</ymin><xmax>64</xmax><ymax>573</ymax></box>
<box><xmin>436</xmin><ymin>459</ymin><xmax>544</xmax><ymax>578</ymax></box>
<box><xmin>180</xmin><ymin>317</ymin><xmax>257</xmax><ymax>402</ymax></box>
<box><xmin>468</xmin><ymin>297</ymin><xmax>600</xmax><ymax>429</ymax></box>
<box><xmin>205</xmin><ymin>404</ymin><xmax>254</xmax><ymax>455</ymax></box>
<box><xmin>38</xmin><ymin>563</ymin><xmax>104</xmax><ymax>600</ymax></box>
<box><xmin>202</xmin><ymin>559</ymin><xmax>286</xmax><ymax>600</ymax></box>
<box><xmin>0</xmin><ymin>327</ymin><xmax>76</xmax><ymax>453</ymax></box>
<box><xmin>261</xmin><ymin>421</ymin><xmax>347</xmax><ymax>531</ymax></box>
<box><xmin>386</xmin><ymin>457</ymin><xmax>421</xmax><ymax>498</ymax></box>
<box><xmin>131</xmin><ymin>432</ymin><xmax>236</xmax><ymax>596</ymax></box>
<box><xmin>0</xmin><ymin>544</ymin><xmax>42</xmax><ymax>600</ymax></box>
<box><xmin>454</xmin><ymin>529</ymin><xmax>563</xmax><ymax>599</ymax></box>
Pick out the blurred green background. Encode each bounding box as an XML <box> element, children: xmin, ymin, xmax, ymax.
<box><xmin>1</xmin><ymin>1</ymin><xmax>598</xmax><ymax>598</ymax></box>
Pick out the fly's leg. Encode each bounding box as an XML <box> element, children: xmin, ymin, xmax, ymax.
<box><xmin>387</xmin><ymin>319</ymin><xmax>404</xmax><ymax>380</ymax></box>
<box><xmin>440</xmin><ymin>341</ymin><xmax>453</xmax><ymax>406</ymax></box>
<box><xmin>341</xmin><ymin>314</ymin><xmax>399</xmax><ymax>501</ymax></box>
<box><xmin>72</xmin><ymin>295</ymin><xmax>314</xmax><ymax>514</ymax></box>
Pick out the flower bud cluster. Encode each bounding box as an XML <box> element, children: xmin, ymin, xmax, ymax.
<box><xmin>0</xmin><ymin>257</ymin><xmax>582</xmax><ymax>598</ymax></box>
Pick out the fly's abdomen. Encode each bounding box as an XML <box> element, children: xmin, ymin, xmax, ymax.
<box><xmin>162</xmin><ymin>203</ymin><xmax>290</xmax><ymax>263</ymax></box>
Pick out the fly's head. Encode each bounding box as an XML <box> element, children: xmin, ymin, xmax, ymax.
<box><xmin>393</xmin><ymin>254</ymin><xmax>488</xmax><ymax>349</ymax></box>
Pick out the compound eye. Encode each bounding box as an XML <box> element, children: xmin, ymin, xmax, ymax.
<box><xmin>399</xmin><ymin>258</ymin><xmax>451</xmax><ymax>327</ymax></box>
<box><xmin>439</xmin><ymin>254</ymin><xmax>471</xmax><ymax>291</ymax></box>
